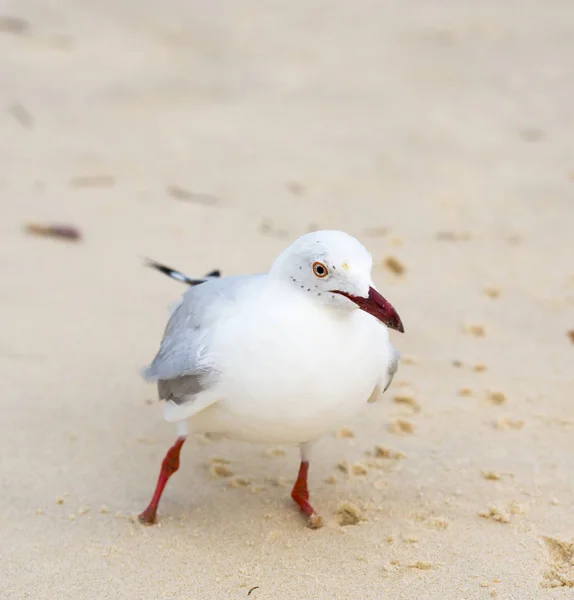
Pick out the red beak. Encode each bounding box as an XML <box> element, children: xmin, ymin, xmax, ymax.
<box><xmin>332</xmin><ymin>287</ymin><xmax>404</xmax><ymax>333</ymax></box>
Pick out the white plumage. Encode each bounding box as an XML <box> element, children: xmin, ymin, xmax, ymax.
<box><xmin>139</xmin><ymin>230</ymin><xmax>403</xmax><ymax>528</ymax></box>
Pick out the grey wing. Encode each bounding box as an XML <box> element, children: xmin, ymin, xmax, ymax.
<box><xmin>382</xmin><ymin>344</ymin><xmax>400</xmax><ymax>393</ymax></box>
<box><xmin>143</xmin><ymin>281</ymin><xmax>219</xmax><ymax>403</ymax></box>
<box><xmin>143</xmin><ymin>274</ymin><xmax>262</xmax><ymax>404</ymax></box>
<box><xmin>143</xmin><ymin>301</ymin><xmax>211</xmax><ymax>402</ymax></box>
<box><xmin>157</xmin><ymin>375</ymin><xmax>204</xmax><ymax>403</ymax></box>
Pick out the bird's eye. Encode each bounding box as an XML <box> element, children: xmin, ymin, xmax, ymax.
<box><xmin>312</xmin><ymin>261</ymin><xmax>328</xmax><ymax>278</ymax></box>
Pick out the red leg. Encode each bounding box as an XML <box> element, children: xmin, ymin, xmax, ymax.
<box><xmin>290</xmin><ymin>461</ymin><xmax>323</xmax><ymax>529</ymax></box>
<box><xmin>138</xmin><ymin>437</ymin><xmax>186</xmax><ymax>525</ymax></box>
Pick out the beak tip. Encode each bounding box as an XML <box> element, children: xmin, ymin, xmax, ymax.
<box><xmin>392</xmin><ymin>318</ymin><xmax>405</xmax><ymax>334</ymax></box>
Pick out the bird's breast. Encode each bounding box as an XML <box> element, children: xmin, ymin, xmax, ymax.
<box><xmin>208</xmin><ymin>298</ymin><xmax>389</xmax><ymax>434</ymax></box>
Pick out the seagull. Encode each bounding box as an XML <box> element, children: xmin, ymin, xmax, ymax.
<box><xmin>139</xmin><ymin>230</ymin><xmax>404</xmax><ymax>528</ymax></box>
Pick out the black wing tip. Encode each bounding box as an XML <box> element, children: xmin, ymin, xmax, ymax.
<box><xmin>143</xmin><ymin>257</ymin><xmax>175</xmax><ymax>274</ymax></box>
<box><xmin>144</xmin><ymin>258</ymin><xmax>221</xmax><ymax>286</ymax></box>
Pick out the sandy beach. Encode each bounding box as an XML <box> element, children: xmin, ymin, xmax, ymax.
<box><xmin>2</xmin><ymin>0</ymin><xmax>574</xmax><ymax>598</ymax></box>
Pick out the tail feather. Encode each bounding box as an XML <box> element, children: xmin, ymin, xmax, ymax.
<box><xmin>144</xmin><ymin>258</ymin><xmax>220</xmax><ymax>286</ymax></box>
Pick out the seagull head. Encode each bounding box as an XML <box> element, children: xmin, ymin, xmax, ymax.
<box><xmin>270</xmin><ymin>230</ymin><xmax>404</xmax><ymax>333</ymax></box>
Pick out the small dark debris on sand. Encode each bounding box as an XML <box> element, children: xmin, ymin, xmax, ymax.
<box><xmin>8</xmin><ymin>102</ymin><xmax>34</xmax><ymax>128</ymax></box>
<box><xmin>435</xmin><ymin>231</ymin><xmax>472</xmax><ymax>241</ymax></box>
<box><xmin>70</xmin><ymin>175</ymin><xmax>115</xmax><ymax>189</ymax></box>
<box><xmin>285</xmin><ymin>181</ymin><xmax>305</xmax><ymax>195</ymax></box>
<box><xmin>167</xmin><ymin>185</ymin><xmax>219</xmax><ymax>205</ymax></box>
<box><xmin>383</xmin><ymin>256</ymin><xmax>406</xmax><ymax>275</ymax></box>
<box><xmin>24</xmin><ymin>223</ymin><xmax>82</xmax><ymax>242</ymax></box>
<box><xmin>0</xmin><ymin>16</ymin><xmax>30</xmax><ymax>35</ymax></box>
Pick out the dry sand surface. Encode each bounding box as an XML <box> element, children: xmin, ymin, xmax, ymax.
<box><xmin>2</xmin><ymin>0</ymin><xmax>574</xmax><ymax>598</ymax></box>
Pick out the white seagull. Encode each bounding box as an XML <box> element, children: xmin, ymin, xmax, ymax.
<box><xmin>139</xmin><ymin>230</ymin><xmax>404</xmax><ymax>528</ymax></box>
